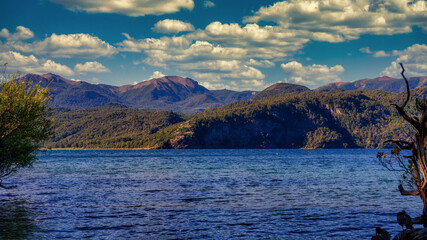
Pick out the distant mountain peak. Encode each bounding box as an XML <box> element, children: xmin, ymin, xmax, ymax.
<box><xmin>252</xmin><ymin>82</ymin><xmax>309</xmax><ymax>101</ymax></box>
<box><xmin>376</xmin><ymin>76</ymin><xmax>396</xmax><ymax>81</ymax></box>
<box><xmin>20</xmin><ymin>73</ymin><xmax>252</xmax><ymax>113</ymax></box>
<box><xmin>42</xmin><ymin>72</ymin><xmax>60</xmax><ymax>78</ymax></box>
<box><xmin>264</xmin><ymin>82</ymin><xmax>309</xmax><ymax>91</ymax></box>
<box><xmin>158</xmin><ymin>76</ymin><xmax>197</xmax><ymax>86</ymax></box>
<box><xmin>117</xmin><ymin>76</ymin><xmax>206</xmax><ymax>93</ymax></box>
<box><xmin>143</xmin><ymin>76</ymin><xmax>199</xmax><ymax>88</ymax></box>
<box><xmin>39</xmin><ymin>73</ymin><xmax>81</xmax><ymax>85</ymax></box>
<box><xmin>316</xmin><ymin>75</ymin><xmax>426</xmax><ymax>93</ymax></box>
<box><xmin>20</xmin><ymin>73</ymin><xmax>45</xmax><ymax>80</ymax></box>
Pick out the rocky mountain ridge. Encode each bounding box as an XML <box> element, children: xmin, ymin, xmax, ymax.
<box><xmin>20</xmin><ymin>73</ymin><xmax>256</xmax><ymax>113</ymax></box>
<box><xmin>20</xmin><ymin>73</ymin><xmax>427</xmax><ymax>114</ymax></box>
<box><xmin>316</xmin><ymin>75</ymin><xmax>427</xmax><ymax>93</ymax></box>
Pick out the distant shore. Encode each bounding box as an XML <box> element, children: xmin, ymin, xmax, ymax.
<box><xmin>42</xmin><ymin>147</ymin><xmax>374</xmax><ymax>150</ymax></box>
<box><xmin>42</xmin><ymin>148</ymin><xmax>152</xmax><ymax>150</ymax></box>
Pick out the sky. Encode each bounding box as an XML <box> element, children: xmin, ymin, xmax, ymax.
<box><xmin>0</xmin><ymin>0</ymin><xmax>426</xmax><ymax>90</ymax></box>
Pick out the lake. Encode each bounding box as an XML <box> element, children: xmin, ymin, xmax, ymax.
<box><xmin>0</xmin><ymin>149</ymin><xmax>422</xmax><ymax>239</ymax></box>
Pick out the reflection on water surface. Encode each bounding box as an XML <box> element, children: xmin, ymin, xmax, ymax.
<box><xmin>0</xmin><ymin>195</ymin><xmax>40</xmax><ymax>239</ymax></box>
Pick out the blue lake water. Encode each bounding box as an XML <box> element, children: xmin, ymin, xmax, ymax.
<box><xmin>0</xmin><ymin>149</ymin><xmax>423</xmax><ymax>239</ymax></box>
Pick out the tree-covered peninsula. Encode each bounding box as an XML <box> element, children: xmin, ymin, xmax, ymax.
<box><xmin>45</xmin><ymin>87</ymin><xmax>427</xmax><ymax>149</ymax></box>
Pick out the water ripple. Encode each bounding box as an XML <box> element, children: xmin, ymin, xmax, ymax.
<box><xmin>0</xmin><ymin>149</ymin><xmax>423</xmax><ymax>239</ymax></box>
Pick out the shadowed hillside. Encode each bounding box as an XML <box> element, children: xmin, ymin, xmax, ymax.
<box><xmin>139</xmin><ymin>88</ymin><xmax>427</xmax><ymax>149</ymax></box>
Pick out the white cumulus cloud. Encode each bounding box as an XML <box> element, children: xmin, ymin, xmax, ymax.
<box><xmin>50</xmin><ymin>0</ymin><xmax>194</xmax><ymax>16</ymax></box>
<box><xmin>142</xmin><ymin>41</ymin><xmax>247</xmax><ymax>68</ymax></box>
<box><xmin>281</xmin><ymin>61</ymin><xmax>344</xmax><ymax>88</ymax></box>
<box><xmin>118</xmin><ymin>34</ymin><xmax>190</xmax><ymax>52</ymax></box>
<box><xmin>0</xmin><ymin>51</ymin><xmax>74</xmax><ymax>76</ymax></box>
<box><xmin>241</xmin><ymin>79</ymin><xmax>267</xmax><ymax>89</ymax></box>
<box><xmin>31</xmin><ymin>33</ymin><xmax>117</xmax><ymax>58</ymax></box>
<box><xmin>1</xmin><ymin>31</ymin><xmax>117</xmax><ymax>59</ymax></box>
<box><xmin>0</xmin><ymin>26</ymin><xmax>34</xmax><ymax>41</ymax></box>
<box><xmin>119</xmin><ymin>34</ymin><xmax>270</xmax><ymax>91</ymax></box>
<box><xmin>373</xmin><ymin>51</ymin><xmax>390</xmax><ymax>58</ymax></box>
<box><xmin>246</xmin><ymin>59</ymin><xmax>275</xmax><ymax>68</ymax></box>
<box><xmin>187</xmin><ymin>21</ymin><xmax>309</xmax><ymax>59</ymax></box>
<box><xmin>360</xmin><ymin>47</ymin><xmax>373</xmax><ymax>54</ymax></box>
<box><xmin>153</xmin><ymin>19</ymin><xmax>195</xmax><ymax>34</ymax></box>
<box><xmin>204</xmin><ymin>0</ymin><xmax>215</xmax><ymax>8</ymax></box>
<box><xmin>199</xmin><ymin>81</ymin><xmax>228</xmax><ymax>90</ymax></box>
<box><xmin>381</xmin><ymin>44</ymin><xmax>427</xmax><ymax>77</ymax></box>
<box><xmin>245</xmin><ymin>0</ymin><xmax>427</xmax><ymax>42</ymax></box>
<box><xmin>74</xmin><ymin>61</ymin><xmax>111</xmax><ymax>73</ymax></box>
<box><xmin>360</xmin><ymin>47</ymin><xmax>391</xmax><ymax>57</ymax></box>
<box><xmin>150</xmin><ymin>70</ymin><xmax>166</xmax><ymax>79</ymax></box>
<box><xmin>223</xmin><ymin>66</ymin><xmax>265</xmax><ymax>79</ymax></box>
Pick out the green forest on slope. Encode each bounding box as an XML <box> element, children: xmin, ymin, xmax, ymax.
<box><xmin>44</xmin><ymin>88</ymin><xmax>426</xmax><ymax>149</ymax></box>
<box><xmin>45</xmin><ymin>104</ymin><xmax>185</xmax><ymax>148</ymax></box>
<box><xmin>139</xmin><ymin>89</ymin><xmax>423</xmax><ymax>149</ymax></box>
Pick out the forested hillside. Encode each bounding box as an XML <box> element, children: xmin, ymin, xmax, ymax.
<box><xmin>45</xmin><ymin>87</ymin><xmax>427</xmax><ymax>149</ymax></box>
<box><xmin>139</xmin><ymin>88</ymin><xmax>424</xmax><ymax>149</ymax></box>
<box><xmin>251</xmin><ymin>83</ymin><xmax>310</xmax><ymax>101</ymax></box>
<box><xmin>45</xmin><ymin>104</ymin><xmax>185</xmax><ymax>148</ymax></box>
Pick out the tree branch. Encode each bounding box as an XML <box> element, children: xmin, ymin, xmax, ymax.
<box><xmin>0</xmin><ymin>110</ymin><xmax>21</xmax><ymax>140</ymax></box>
<box><xmin>400</xmin><ymin>63</ymin><xmax>411</xmax><ymax>109</ymax></box>
<box><xmin>389</xmin><ymin>63</ymin><xmax>421</xmax><ymax>131</ymax></box>
<box><xmin>392</xmin><ymin>104</ymin><xmax>420</xmax><ymax>131</ymax></box>
<box><xmin>0</xmin><ymin>109</ymin><xmax>8</xmax><ymax>119</ymax></box>
<box><xmin>384</xmin><ymin>139</ymin><xmax>414</xmax><ymax>150</ymax></box>
<box><xmin>378</xmin><ymin>153</ymin><xmax>410</xmax><ymax>172</ymax></box>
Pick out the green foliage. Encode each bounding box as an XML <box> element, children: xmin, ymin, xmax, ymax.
<box><xmin>139</xmin><ymin>88</ymin><xmax>421</xmax><ymax>149</ymax></box>
<box><xmin>304</xmin><ymin>127</ymin><xmax>342</xmax><ymax>148</ymax></box>
<box><xmin>45</xmin><ymin>104</ymin><xmax>185</xmax><ymax>149</ymax></box>
<box><xmin>0</xmin><ymin>72</ymin><xmax>55</xmax><ymax>181</ymax></box>
<box><xmin>43</xmin><ymin>84</ymin><xmax>427</xmax><ymax>149</ymax></box>
<box><xmin>139</xmin><ymin>124</ymin><xmax>182</xmax><ymax>149</ymax></box>
<box><xmin>251</xmin><ymin>83</ymin><xmax>309</xmax><ymax>101</ymax></box>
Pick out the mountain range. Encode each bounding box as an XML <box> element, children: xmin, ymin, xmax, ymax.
<box><xmin>20</xmin><ymin>73</ymin><xmax>427</xmax><ymax>114</ymax></box>
<box><xmin>316</xmin><ymin>75</ymin><xmax>427</xmax><ymax>92</ymax></box>
<box><xmin>20</xmin><ymin>73</ymin><xmax>256</xmax><ymax>114</ymax></box>
<box><xmin>47</xmin><ymin>86</ymin><xmax>427</xmax><ymax>149</ymax></box>
<box><xmin>26</xmin><ymin>72</ymin><xmax>427</xmax><ymax>149</ymax></box>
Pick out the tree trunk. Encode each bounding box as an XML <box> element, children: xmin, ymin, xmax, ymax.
<box><xmin>385</xmin><ymin>64</ymin><xmax>427</xmax><ymax>227</ymax></box>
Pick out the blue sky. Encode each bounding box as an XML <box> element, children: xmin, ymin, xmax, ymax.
<box><xmin>0</xmin><ymin>0</ymin><xmax>426</xmax><ymax>90</ymax></box>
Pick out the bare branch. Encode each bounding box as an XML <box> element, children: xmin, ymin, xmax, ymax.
<box><xmin>378</xmin><ymin>154</ymin><xmax>409</xmax><ymax>172</ymax></box>
<box><xmin>387</xmin><ymin>63</ymin><xmax>421</xmax><ymax>131</ymax></box>
<box><xmin>384</xmin><ymin>139</ymin><xmax>414</xmax><ymax>150</ymax></box>
<box><xmin>384</xmin><ymin>139</ymin><xmax>413</xmax><ymax>146</ymax></box>
<box><xmin>400</xmin><ymin>63</ymin><xmax>411</xmax><ymax>109</ymax></box>
<box><xmin>391</xmin><ymin>104</ymin><xmax>420</xmax><ymax>131</ymax></box>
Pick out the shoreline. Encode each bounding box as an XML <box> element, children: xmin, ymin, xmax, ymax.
<box><xmin>41</xmin><ymin>147</ymin><xmax>383</xmax><ymax>150</ymax></box>
<box><xmin>42</xmin><ymin>148</ymin><xmax>152</xmax><ymax>150</ymax></box>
